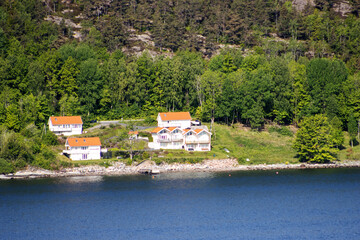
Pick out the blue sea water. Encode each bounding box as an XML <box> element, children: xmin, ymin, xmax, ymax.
<box><xmin>1</xmin><ymin>168</ymin><xmax>360</xmax><ymax>240</ymax></box>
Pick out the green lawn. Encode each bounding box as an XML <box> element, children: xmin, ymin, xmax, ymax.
<box><xmin>149</xmin><ymin>123</ymin><xmax>298</xmax><ymax>165</ymax></box>
<box><xmin>211</xmin><ymin>124</ymin><xmax>297</xmax><ymax>165</ymax></box>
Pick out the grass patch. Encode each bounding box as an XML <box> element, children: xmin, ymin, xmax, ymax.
<box><xmin>211</xmin><ymin>123</ymin><xmax>297</xmax><ymax>165</ymax></box>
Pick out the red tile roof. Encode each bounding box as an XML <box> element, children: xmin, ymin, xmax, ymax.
<box><xmin>50</xmin><ymin>116</ymin><xmax>83</xmax><ymax>125</ymax></box>
<box><xmin>128</xmin><ymin>131</ymin><xmax>139</xmax><ymax>135</ymax></box>
<box><xmin>182</xmin><ymin>129</ymin><xmax>195</xmax><ymax>135</ymax></box>
<box><xmin>67</xmin><ymin>137</ymin><xmax>101</xmax><ymax>147</ymax></box>
<box><xmin>151</xmin><ymin>127</ymin><xmax>166</xmax><ymax>133</ymax></box>
<box><xmin>168</xmin><ymin>127</ymin><xmax>181</xmax><ymax>132</ymax></box>
<box><xmin>194</xmin><ymin>129</ymin><xmax>211</xmax><ymax>135</ymax></box>
<box><xmin>159</xmin><ymin>112</ymin><xmax>191</xmax><ymax>121</ymax></box>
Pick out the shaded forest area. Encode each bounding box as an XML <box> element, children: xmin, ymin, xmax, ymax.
<box><xmin>0</xmin><ymin>0</ymin><xmax>360</xmax><ymax>171</ymax></box>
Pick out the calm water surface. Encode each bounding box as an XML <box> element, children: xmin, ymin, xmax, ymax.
<box><xmin>1</xmin><ymin>168</ymin><xmax>360</xmax><ymax>239</ymax></box>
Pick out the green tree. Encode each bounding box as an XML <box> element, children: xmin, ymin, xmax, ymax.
<box><xmin>5</xmin><ymin>104</ymin><xmax>21</xmax><ymax>132</ymax></box>
<box><xmin>348</xmin><ymin>112</ymin><xmax>357</xmax><ymax>147</ymax></box>
<box><xmin>58</xmin><ymin>56</ymin><xmax>79</xmax><ymax>98</ymax></box>
<box><xmin>77</xmin><ymin>59</ymin><xmax>103</xmax><ymax>115</ymax></box>
<box><xmin>200</xmin><ymin>70</ymin><xmax>223</xmax><ymax>133</ymax></box>
<box><xmin>293</xmin><ymin>114</ymin><xmax>339</xmax><ymax>163</ymax></box>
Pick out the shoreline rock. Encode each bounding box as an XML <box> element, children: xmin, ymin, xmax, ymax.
<box><xmin>1</xmin><ymin>159</ymin><xmax>360</xmax><ymax>180</ymax></box>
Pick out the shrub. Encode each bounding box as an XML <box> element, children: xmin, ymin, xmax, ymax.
<box><xmin>142</xmin><ymin>152</ymin><xmax>150</xmax><ymax>159</ymax></box>
<box><xmin>0</xmin><ymin>158</ymin><xmax>15</xmax><ymax>174</ymax></box>
<box><xmin>32</xmin><ymin>156</ymin><xmax>52</xmax><ymax>170</ymax></box>
<box><xmin>126</xmin><ymin>158</ymin><xmax>132</xmax><ymax>165</ymax></box>
<box><xmin>42</xmin><ymin>132</ymin><xmax>59</xmax><ymax>146</ymax></box>
<box><xmin>99</xmin><ymin>161</ymin><xmax>111</xmax><ymax>168</ymax></box>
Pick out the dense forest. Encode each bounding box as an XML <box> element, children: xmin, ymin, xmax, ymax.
<box><xmin>0</xmin><ymin>0</ymin><xmax>360</xmax><ymax>171</ymax></box>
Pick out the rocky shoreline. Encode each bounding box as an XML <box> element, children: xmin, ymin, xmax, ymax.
<box><xmin>1</xmin><ymin>159</ymin><xmax>360</xmax><ymax>180</ymax></box>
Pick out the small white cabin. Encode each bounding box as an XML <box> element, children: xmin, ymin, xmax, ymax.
<box><xmin>48</xmin><ymin>116</ymin><xmax>83</xmax><ymax>136</ymax></box>
<box><xmin>63</xmin><ymin>137</ymin><xmax>102</xmax><ymax>160</ymax></box>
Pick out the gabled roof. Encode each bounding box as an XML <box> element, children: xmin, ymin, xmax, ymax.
<box><xmin>182</xmin><ymin>129</ymin><xmax>196</xmax><ymax>135</ymax></box>
<box><xmin>194</xmin><ymin>129</ymin><xmax>211</xmax><ymax>134</ymax></box>
<box><xmin>151</xmin><ymin>127</ymin><xmax>167</xmax><ymax>133</ymax></box>
<box><xmin>183</xmin><ymin>128</ymin><xmax>211</xmax><ymax>135</ymax></box>
<box><xmin>168</xmin><ymin>127</ymin><xmax>181</xmax><ymax>132</ymax></box>
<box><xmin>159</xmin><ymin>112</ymin><xmax>191</xmax><ymax>121</ymax></box>
<box><xmin>128</xmin><ymin>131</ymin><xmax>139</xmax><ymax>135</ymax></box>
<box><xmin>66</xmin><ymin>137</ymin><xmax>101</xmax><ymax>147</ymax></box>
<box><xmin>50</xmin><ymin>116</ymin><xmax>83</xmax><ymax>125</ymax></box>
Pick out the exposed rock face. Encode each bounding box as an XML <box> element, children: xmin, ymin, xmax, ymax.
<box><xmin>292</xmin><ymin>0</ymin><xmax>315</xmax><ymax>12</ymax></box>
<box><xmin>292</xmin><ymin>0</ymin><xmax>352</xmax><ymax>16</ymax></box>
<box><xmin>333</xmin><ymin>1</ymin><xmax>353</xmax><ymax>16</ymax></box>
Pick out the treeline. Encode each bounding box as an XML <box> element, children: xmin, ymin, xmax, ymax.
<box><xmin>1</xmin><ymin>41</ymin><xmax>360</xmax><ymax>130</ymax></box>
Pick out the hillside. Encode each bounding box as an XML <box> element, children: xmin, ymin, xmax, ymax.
<box><xmin>1</xmin><ymin>0</ymin><xmax>360</xmax><ymax>172</ymax></box>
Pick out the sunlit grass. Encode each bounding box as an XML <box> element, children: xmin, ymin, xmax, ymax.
<box><xmin>211</xmin><ymin>123</ymin><xmax>297</xmax><ymax>164</ymax></box>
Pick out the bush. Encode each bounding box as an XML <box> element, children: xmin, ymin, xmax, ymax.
<box><xmin>99</xmin><ymin>161</ymin><xmax>111</xmax><ymax>168</ymax></box>
<box><xmin>0</xmin><ymin>158</ymin><xmax>15</xmax><ymax>174</ymax></box>
<box><xmin>42</xmin><ymin>132</ymin><xmax>59</xmax><ymax>146</ymax></box>
<box><xmin>126</xmin><ymin>158</ymin><xmax>132</xmax><ymax>165</ymax></box>
<box><xmin>32</xmin><ymin>156</ymin><xmax>52</xmax><ymax>170</ymax></box>
<box><xmin>142</xmin><ymin>152</ymin><xmax>149</xmax><ymax>159</ymax></box>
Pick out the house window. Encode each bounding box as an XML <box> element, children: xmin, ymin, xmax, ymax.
<box><xmin>200</xmin><ymin>144</ymin><xmax>208</xmax><ymax>148</ymax></box>
<box><xmin>160</xmin><ymin>142</ymin><xmax>167</xmax><ymax>147</ymax></box>
<box><xmin>81</xmin><ymin>147</ymin><xmax>88</xmax><ymax>150</ymax></box>
<box><xmin>161</xmin><ymin>135</ymin><xmax>166</xmax><ymax>139</ymax></box>
<box><xmin>82</xmin><ymin>154</ymin><xmax>88</xmax><ymax>160</ymax></box>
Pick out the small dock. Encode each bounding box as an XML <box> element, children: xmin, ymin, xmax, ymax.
<box><xmin>138</xmin><ymin>169</ymin><xmax>160</xmax><ymax>175</ymax></box>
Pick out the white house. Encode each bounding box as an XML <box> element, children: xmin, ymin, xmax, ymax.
<box><xmin>157</xmin><ymin>112</ymin><xmax>192</xmax><ymax>129</ymax></box>
<box><xmin>48</xmin><ymin>116</ymin><xmax>83</xmax><ymax>136</ymax></box>
<box><xmin>150</xmin><ymin>127</ymin><xmax>184</xmax><ymax>150</ymax></box>
<box><xmin>63</xmin><ymin>137</ymin><xmax>102</xmax><ymax>160</ymax></box>
<box><xmin>149</xmin><ymin>127</ymin><xmax>211</xmax><ymax>151</ymax></box>
<box><xmin>183</xmin><ymin>128</ymin><xmax>211</xmax><ymax>151</ymax></box>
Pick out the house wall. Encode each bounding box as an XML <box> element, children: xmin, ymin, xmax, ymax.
<box><xmin>64</xmin><ymin>146</ymin><xmax>101</xmax><ymax>160</ymax></box>
<box><xmin>157</xmin><ymin>116</ymin><xmax>191</xmax><ymax>129</ymax></box>
<box><xmin>184</xmin><ymin>131</ymin><xmax>211</xmax><ymax>151</ymax></box>
<box><xmin>150</xmin><ymin>131</ymin><xmax>184</xmax><ymax>150</ymax></box>
<box><xmin>49</xmin><ymin>119</ymin><xmax>83</xmax><ymax>136</ymax></box>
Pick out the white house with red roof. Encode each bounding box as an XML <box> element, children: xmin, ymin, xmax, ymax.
<box><xmin>149</xmin><ymin>112</ymin><xmax>211</xmax><ymax>151</ymax></box>
<box><xmin>150</xmin><ymin>127</ymin><xmax>184</xmax><ymax>149</ymax></box>
<box><xmin>182</xmin><ymin>128</ymin><xmax>211</xmax><ymax>151</ymax></box>
<box><xmin>157</xmin><ymin>112</ymin><xmax>192</xmax><ymax>129</ymax></box>
<box><xmin>63</xmin><ymin>137</ymin><xmax>102</xmax><ymax>160</ymax></box>
<box><xmin>48</xmin><ymin>116</ymin><xmax>83</xmax><ymax>136</ymax></box>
